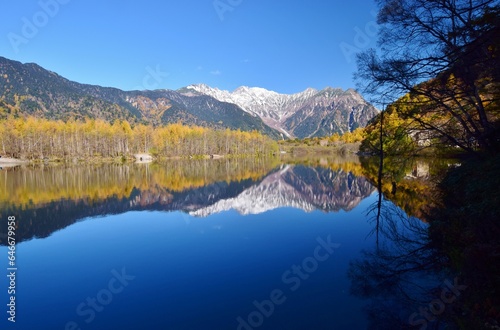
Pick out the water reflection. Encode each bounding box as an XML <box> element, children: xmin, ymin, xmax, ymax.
<box><xmin>0</xmin><ymin>156</ymin><xmax>460</xmax><ymax>329</ymax></box>
<box><xmin>349</xmin><ymin>156</ymin><xmax>467</xmax><ymax>329</ymax></box>
<box><xmin>191</xmin><ymin>164</ymin><xmax>375</xmax><ymax>217</ymax></box>
<box><xmin>0</xmin><ymin>158</ymin><xmax>274</xmax><ymax>244</ymax></box>
<box><xmin>349</xmin><ymin>201</ymin><xmax>444</xmax><ymax>329</ymax></box>
<box><xmin>0</xmin><ymin>156</ymin><xmax>452</xmax><ymax>246</ymax></box>
<box><xmin>359</xmin><ymin>156</ymin><xmax>453</xmax><ymax>219</ymax></box>
<box><xmin>0</xmin><ymin>157</ymin><xmax>381</xmax><ymax>245</ymax></box>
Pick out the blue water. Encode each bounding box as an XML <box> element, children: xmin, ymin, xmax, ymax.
<box><xmin>2</xmin><ymin>200</ymin><xmax>383</xmax><ymax>330</ymax></box>
<box><xmin>0</xmin><ymin>162</ymin><xmax>428</xmax><ymax>329</ymax></box>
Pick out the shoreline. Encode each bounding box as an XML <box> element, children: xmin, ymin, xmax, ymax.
<box><xmin>0</xmin><ymin>153</ymin><xmax>279</xmax><ymax>166</ymax></box>
<box><xmin>0</xmin><ymin>157</ymin><xmax>28</xmax><ymax>165</ymax></box>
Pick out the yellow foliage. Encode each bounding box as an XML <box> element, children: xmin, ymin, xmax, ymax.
<box><xmin>0</xmin><ymin>116</ymin><xmax>278</xmax><ymax>159</ymax></box>
<box><xmin>0</xmin><ymin>158</ymin><xmax>280</xmax><ymax>209</ymax></box>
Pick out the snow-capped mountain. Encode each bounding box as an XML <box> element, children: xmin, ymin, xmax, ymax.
<box><xmin>190</xmin><ymin>164</ymin><xmax>375</xmax><ymax>217</ymax></box>
<box><xmin>183</xmin><ymin>84</ymin><xmax>379</xmax><ymax>138</ymax></box>
<box><xmin>0</xmin><ymin>56</ymin><xmax>377</xmax><ymax>140</ymax></box>
<box><xmin>184</xmin><ymin>84</ymin><xmax>317</xmax><ymax>120</ymax></box>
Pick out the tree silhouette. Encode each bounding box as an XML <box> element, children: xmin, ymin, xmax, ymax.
<box><xmin>356</xmin><ymin>0</ymin><xmax>500</xmax><ymax>152</ymax></box>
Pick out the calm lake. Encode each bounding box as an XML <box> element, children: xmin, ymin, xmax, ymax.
<box><xmin>0</xmin><ymin>156</ymin><xmax>452</xmax><ymax>329</ymax></box>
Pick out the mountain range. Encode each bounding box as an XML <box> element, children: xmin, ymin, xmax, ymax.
<box><xmin>0</xmin><ymin>56</ymin><xmax>378</xmax><ymax>139</ymax></box>
<box><xmin>183</xmin><ymin>84</ymin><xmax>378</xmax><ymax>138</ymax></box>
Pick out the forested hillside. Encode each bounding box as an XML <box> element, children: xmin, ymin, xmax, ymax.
<box><xmin>0</xmin><ymin>56</ymin><xmax>281</xmax><ymax>138</ymax></box>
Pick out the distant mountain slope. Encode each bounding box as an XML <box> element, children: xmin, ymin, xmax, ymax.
<box><xmin>0</xmin><ymin>56</ymin><xmax>280</xmax><ymax>138</ymax></box>
<box><xmin>184</xmin><ymin>84</ymin><xmax>379</xmax><ymax>138</ymax></box>
<box><xmin>0</xmin><ymin>57</ymin><xmax>141</xmax><ymax>122</ymax></box>
<box><xmin>132</xmin><ymin>89</ymin><xmax>279</xmax><ymax>135</ymax></box>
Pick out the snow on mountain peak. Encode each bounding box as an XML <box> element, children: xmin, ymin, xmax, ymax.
<box><xmin>182</xmin><ymin>84</ymin><xmax>378</xmax><ymax>139</ymax></box>
<box><xmin>186</xmin><ymin>84</ymin><xmax>322</xmax><ymax>120</ymax></box>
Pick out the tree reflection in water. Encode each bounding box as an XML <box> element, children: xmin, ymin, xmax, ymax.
<box><xmin>349</xmin><ymin>156</ymin><xmax>460</xmax><ymax>329</ymax></box>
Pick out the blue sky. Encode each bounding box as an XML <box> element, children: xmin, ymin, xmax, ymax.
<box><xmin>1</xmin><ymin>0</ymin><xmax>379</xmax><ymax>94</ymax></box>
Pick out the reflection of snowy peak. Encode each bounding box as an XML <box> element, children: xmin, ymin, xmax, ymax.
<box><xmin>190</xmin><ymin>165</ymin><xmax>375</xmax><ymax>217</ymax></box>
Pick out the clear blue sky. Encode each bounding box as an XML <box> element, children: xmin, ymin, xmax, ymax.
<box><xmin>1</xmin><ymin>0</ymin><xmax>379</xmax><ymax>94</ymax></box>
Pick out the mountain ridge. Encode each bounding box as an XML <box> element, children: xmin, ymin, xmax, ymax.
<box><xmin>0</xmin><ymin>56</ymin><xmax>280</xmax><ymax>138</ymax></box>
<box><xmin>184</xmin><ymin>83</ymin><xmax>379</xmax><ymax>138</ymax></box>
<box><xmin>0</xmin><ymin>56</ymin><xmax>377</xmax><ymax>139</ymax></box>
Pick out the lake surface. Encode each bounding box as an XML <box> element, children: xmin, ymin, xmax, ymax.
<box><xmin>0</xmin><ymin>157</ymin><xmax>449</xmax><ymax>329</ymax></box>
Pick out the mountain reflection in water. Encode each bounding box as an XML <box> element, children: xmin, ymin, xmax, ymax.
<box><xmin>0</xmin><ymin>158</ymin><xmax>377</xmax><ymax>244</ymax></box>
<box><xmin>0</xmin><ymin>156</ymin><xmax>461</xmax><ymax>330</ymax></box>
